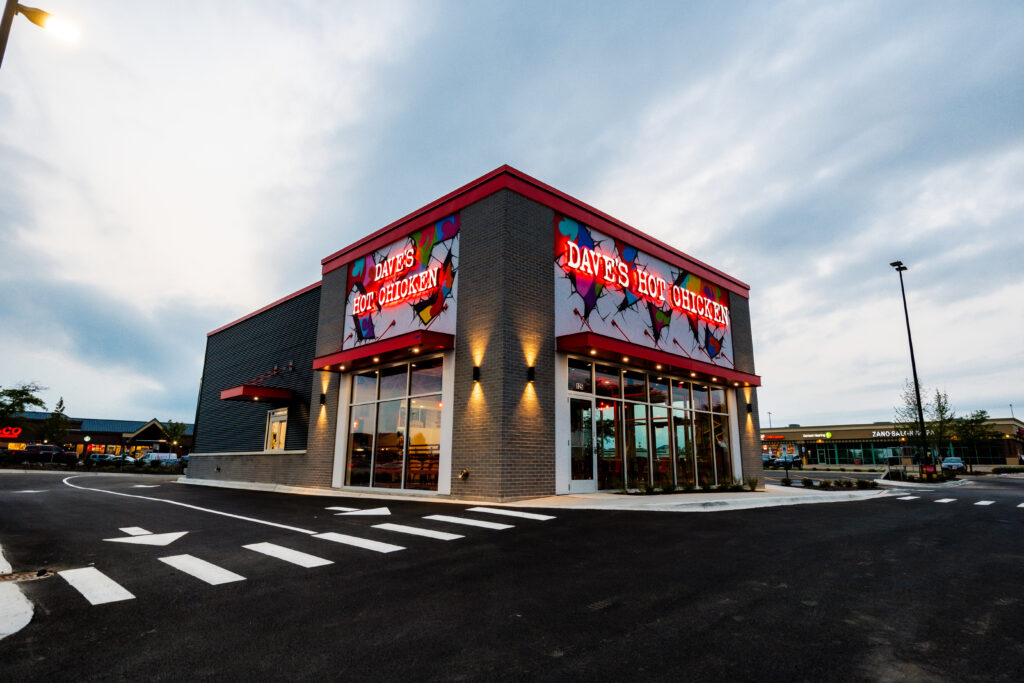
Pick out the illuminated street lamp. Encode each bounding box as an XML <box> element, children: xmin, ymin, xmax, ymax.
<box><xmin>0</xmin><ymin>1</ymin><xmax>78</xmax><ymax>70</ymax></box>
<box><xmin>890</xmin><ymin>260</ymin><xmax>931</xmax><ymax>466</ymax></box>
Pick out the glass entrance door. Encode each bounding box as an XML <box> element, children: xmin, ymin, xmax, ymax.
<box><xmin>569</xmin><ymin>398</ymin><xmax>597</xmax><ymax>493</ymax></box>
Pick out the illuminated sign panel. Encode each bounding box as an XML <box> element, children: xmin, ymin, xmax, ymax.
<box><xmin>0</xmin><ymin>426</ymin><xmax>23</xmax><ymax>438</ymax></box>
<box><xmin>554</xmin><ymin>216</ymin><xmax>735</xmax><ymax>368</ymax></box>
<box><xmin>342</xmin><ymin>214</ymin><xmax>459</xmax><ymax>350</ymax></box>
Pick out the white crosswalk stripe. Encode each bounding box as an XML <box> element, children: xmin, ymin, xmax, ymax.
<box><xmin>159</xmin><ymin>554</ymin><xmax>245</xmax><ymax>585</ymax></box>
<box><xmin>58</xmin><ymin>567</ymin><xmax>135</xmax><ymax>605</ymax></box>
<box><xmin>935</xmin><ymin>498</ymin><xmax>956</xmax><ymax>504</ymax></box>
<box><xmin>466</xmin><ymin>507</ymin><xmax>555</xmax><ymax>521</ymax></box>
<box><xmin>243</xmin><ymin>542</ymin><xmax>333</xmax><ymax>567</ymax></box>
<box><xmin>897</xmin><ymin>496</ymin><xmax>920</xmax><ymax>500</ymax></box>
<box><xmin>314</xmin><ymin>532</ymin><xmax>405</xmax><ymax>553</ymax></box>
<box><xmin>373</xmin><ymin>523</ymin><xmax>463</xmax><ymax>541</ymax></box>
<box><xmin>424</xmin><ymin>514</ymin><xmax>513</xmax><ymax>530</ymax></box>
<box><xmin>974</xmin><ymin>500</ymin><xmax>995</xmax><ymax>506</ymax></box>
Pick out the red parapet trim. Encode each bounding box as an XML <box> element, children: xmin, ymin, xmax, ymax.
<box><xmin>556</xmin><ymin>332</ymin><xmax>761</xmax><ymax>387</ymax></box>
<box><xmin>219</xmin><ymin>385</ymin><xmax>295</xmax><ymax>401</ymax></box>
<box><xmin>319</xmin><ymin>165</ymin><xmax>750</xmax><ymax>296</ymax></box>
<box><xmin>313</xmin><ymin>331</ymin><xmax>455</xmax><ymax>371</ymax></box>
<box><xmin>208</xmin><ymin>281</ymin><xmax>322</xmax><ymax>337</ymax></box>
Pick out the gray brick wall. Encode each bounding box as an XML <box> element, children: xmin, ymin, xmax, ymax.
<box><xmin>728</xmin><ymin>292</ymin><xmax>762</xmax><ymax>486</ymax></box>
<box><xmin>451</xmin><ymin>189</ymin><xmax>556</xmax><ymax>500</ymax></box>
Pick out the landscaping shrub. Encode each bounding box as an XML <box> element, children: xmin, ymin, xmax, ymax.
<box><xmin>744</xmin><ymin>476</ymin><xmax>759</xmax><ymax>492</ymax></box>
<box><xmin>801</xmin><ymin>477</ymin><xmax>814</xmax><ymax>488</ymax></box>
<box><xmin>992</xmin><ymin>466</ymin><xmax>1024</xmax><ymax>474</ymax></box>
<box><xmin>780</xmin><ymin>477</ymin><xmax>792</xmax><ymax>486</ymax></box>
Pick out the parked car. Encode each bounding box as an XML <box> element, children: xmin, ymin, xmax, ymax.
<box><xmin>23</xmin><ymin>444</ymin><xmax>77</xmax><ymax>464</ymax></box>
<box><xmin>774</xmin><ymin>454</ymin><xmax>803</xmax><ymax>470</ymax></box>
<box><xmin>139</xmin><ymin>453</ymin><xmax>181</xmax><ymax>468</ymax></box>
<box><xmin>940</xmin><ymin>457</ymin><xmax>965</xmax><ymax>473</ymax></box>
<box><xmin>762</xmin><ymin>453</ymin><xmax>777</xmax><ymax>468</ymax></box>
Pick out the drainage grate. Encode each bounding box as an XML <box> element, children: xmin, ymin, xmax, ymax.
<box><xmin>0</xmin><ymin>569</ymin><xmax>52</xmax><ymax>583</ymax></box>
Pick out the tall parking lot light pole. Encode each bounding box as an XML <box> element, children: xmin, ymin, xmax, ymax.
<box><xmin>1</xmin><ymin>1</ymin><xmax>78</xmax><ymax>71</ymax></box>
<box><xmin>890</xmin><ymin>260</ymin><xmax>931</xmax><ymax>465</ymax></box>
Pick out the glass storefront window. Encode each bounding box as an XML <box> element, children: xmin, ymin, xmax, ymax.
<box><xmin>710</xmin><ymin>387</ymin><xmax>726</xmax><ymax>413</ymax></box>
<box><xmin>595</xmin><ymin>365</ymin><xmax>621</xmax><ymax>399</ymax></box>
<box><xmin>623</xmin><ymin>370</ymin><xmax>646</xmax><ymax>403</ymax></box>
<box><xmin>648</xmin><ymin>376</ymin><xmax>669</xmax><ymax>405</ymax></box>
<box><xmin>346</xmin><ymin>357</ymin><xmax>443</xmax><ymax>492</ymax></box>
<box><xmin>595</xmin><ymin>400</ymin><xmax>623</xmax><ymax>490</ymax></box>
<box><xmin>373</xmin><ymin>399</ymin><xmax>405</xmax><ymax>488</ymax></box>
<box><xmin>346</xmin><ymin>404</ymin><xmax>374</xmax><ymax>486</ymax></box>
<box><xmin>570</xmin><ymin>398</ymin><xmax>594</xmax><ymax>481</ymax></box>
<box><xmin>352</xmin><ymin>371</ymin><xmax>377</xmax><ymax>404</ymax></box>
<box><xmin>624</xmin><ymin>403</ymin><xmax>650</xmax><ymax>489</ymax></box>
<box><xmin>694</xmin><ymin>411</ymin><xmax>714</xmax><ymax>486</ymax></box>
<box><xmin>692</xmin><ymin>385</ymin><xmax>710</xmax><ymax>412</ymax></box>
<box><xmin>568</xmin><ymin>358</ymin><xmax>593</xmax><ymax>393</ymax></box>
<box><xmin>405</xmin><ymin>395</ymin><xmax>441</xmax><ymax>490</ymax></box>
<box><xmin>671</xmin><ymin>381</ymin><xmax>691</xmax><ymax>410</ymax></box>
<box><xmin>673</xmin><ymin>409</ymin><xmax>695</xmax><ymax>486</ymax></box>
<box><xmin>651</xmin><ymin>406</ymin><xmax>671</xmax><ymax>489</ymax></box>
<box><xmin>379</xmin><ymin>365</ymin><xmax>408</xmax><ymax>400</ymax></box>
<box><xmin>410</xmin><ymin>357</ymin><xmax>443</xmax><ymax>396</ymax></box>
<box><xmin>713</xmin><ymin>413</ymin><xmax>732</xmax><ymax>484</ymax></box>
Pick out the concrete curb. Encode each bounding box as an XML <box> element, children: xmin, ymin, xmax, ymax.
<box><xmin>872</xmin><ymin>478</ymin><xmax>972</xmax><ymax>489</ymax></box>
<box><xmin>0</xmin><ymin>545</ymin><xmax>33</xmax><ymax>641</ymax></box>
<box><xmin>180</xmin><ymin>477</ymin><xmax>891</xmax><ymax>512</ymax></box>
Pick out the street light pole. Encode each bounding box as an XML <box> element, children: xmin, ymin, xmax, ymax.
<box><xmin>890</xmin><ymin>261</ymin><xmax>931</xmax><ymax>466</ymax></box>
<box><xmin>1</xmin><ymin>1</ymin><xmax>76</xmax><ymax>70</ymax></box>
<box><xmin>767</xmin><ymin>411</ymin><xmax>773</xmax><ymax>429</ymax></box>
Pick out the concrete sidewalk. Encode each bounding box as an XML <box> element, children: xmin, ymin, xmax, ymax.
<box><xmin>181</xmin><ymin>476</ymin><xmax>890</xmax><ymax>512</ymax></box>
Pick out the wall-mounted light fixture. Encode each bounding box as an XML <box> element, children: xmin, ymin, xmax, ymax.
<box><xmin>527</xmin><ymin>366</ymin><xmax>535</xmax><ymax>383</ymax></box>
<box><xmin>746</xmin><ymin>403</ymin><xmax>753</xmax><ymax>413</ymax></box>
<box><xmin>320</xmin><ymin>392</ymin><xmax>327</xmax><ymax>405</ymax></box>
<box><xmin>473</xmin><ymin>366</ymin><xmax>481</xmax><ymax>382</ymax></box>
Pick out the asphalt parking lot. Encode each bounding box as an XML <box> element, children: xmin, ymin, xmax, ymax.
<box><xmin>2</xmin><ymin>471</ymin><xmax>1023</xmax><ymax>681</ymax></box>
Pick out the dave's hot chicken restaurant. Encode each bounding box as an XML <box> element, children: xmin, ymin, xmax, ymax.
<box><xmin>188</xmin><ymin>166</ymin><xmax>762</xmax><ymax>500</ymax></box>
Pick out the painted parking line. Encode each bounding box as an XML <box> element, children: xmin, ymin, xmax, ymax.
<box><xmin>1019</xmin><ymin>503</ymin><xmax>1024</xmax><ymax>508</ymax></box>
<box><xmin>159</xmin><ymin>555</ymin><xmax>245</xmax><ymax>585</ymax></box>
<box><xmin>58</xmin><ymin>567</ymin><xmax>135</xmax><ymax>605</ymax></box>
<box><xmin>243</xmin><ymin>542</ymin><xmax>333</xmax><ymax>568</ymax></box>
<box><xmin>897</xmin><ymin>496</ymin><xmax>920</xmax><ymax>501</ymax></box>
<box><xmin>466</xmin><ymin>507</ymin><xmax>556</xmax><ymax>521</ymax></box>
<box><xmin>974</xmin><ymin>500</ymin><xmax>995</xmax><ymax>506</ymax></box>
<box><xmin>313</xmin><ymin>532</ymin><xmax>405</xmax><ymax>554</ymax></box>
<box><xmin>119</xmin><ymin>527</ymin><xmax>151</xmax><ymax>536</ymax></box>
<box><xmin>372</xmin><ymin>523</ymin><xmax>463</xmax><ymax>541</ymax></box>
<box><xmin>935</xmin><ymin>498</ymin><xmax>957</xmax><ymax>504</ymax></box>
<box><xmin>423</xmin><ymin>515</ymin><xmax>513</xmax><ymax>530</ymax></box>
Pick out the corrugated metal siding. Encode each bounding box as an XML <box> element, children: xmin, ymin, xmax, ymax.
<box><xmin>192</xmin><ymin>286</ymin><xmax>321</xmax><ymax>453</ymax></box>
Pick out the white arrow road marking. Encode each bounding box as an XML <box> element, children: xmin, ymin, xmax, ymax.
<box><xmin>119</xmin><ymin>527</ymin><xmax>151</xmax><ymax>536</ymax></box>
<box><xmin>131</xmin><ymin>485</ymin><xmax>160</xmax><ymax>488</ymax></box>
<box><xmin>935</xmin><ymin>498</ymin><xmax>957</xmax><ymax>503</ymax></box>
<box><xmin>58</xmin><ymin>568</ymin><xmax>135</xmax><ymax>605</ymax></box>
<box><xmin>14</xmin><ymin>490</ymin><xmax>44</xmax><ymax>493</ymax></box>
<box><xmin>372</xmin><ymin>523</ymin><xmax>463</xmax><ymax>541</ymax></box>
<box><xmin>243</xmin><ymin>543</ymin><xmax>333</xmax><ymax>568</ymax></box>
<box><xmin>336</xmin><ymin>507</ymin><xmax>391</xmax><ymax>516</ymax></box>
<box><xmin>466</xmin><ymin>507</ymin><xmax>556</xmax><ymax>521</ymax></box>
<box><xmin>1</xmin><ymin>545</ymin><xmax>33</xmax><ymax>640</ymax></box>
<box><xmin>423</xmin><ymin>515</ymin><xmax>513</xmax><ymax>530</ymax></box>
<box><xmin>325</xmin><ymin>506</ymin><xmax>358</xmax><ymax>512</ymax></box>
<box><xmin>974</xmin><ymin>500</ymin><xmax>995</xmax><ymax>506</ymax></box>
<box><xmin>313</xmin><ymin>532</ymin><xmax>404</xmax><ymax>553</ymax></box>
<box><xmin>62</xmin><ymin>476</ymin><xmax>316</xmax><ymax>535</ymax></box>
<box><xmin>159</xmin><ymin>555</ymin><xmax>245</xmax><ymax>585</ymax></box>
<box><xmin>1018</xmin><ymin>503</ymin><xmax>1024</xmax><ymax>508</ymax></box>
<box><xmin>105</xmin><ymin>531</ymin><xmax>188</xmax><ymax>546</ymax></box>
<box><xmin>897</xmin><ymin>496</ymin><xmax>920</xmax><ymax>500</ymax></box>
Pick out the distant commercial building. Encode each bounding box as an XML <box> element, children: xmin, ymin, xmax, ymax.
<box><xmin>0</xmin><ymin>412</ymin><xmax>194</xmax><ymax>457</ymax></box>
<box><xmin>188</xmin><ymin>166</ymin><xmax>762</xmax><ymax>500</ymax></box>
<box><xmin>761</xmin><ymin>418</ymin><xmax>1024</xmax><ymax>466</ymax></box>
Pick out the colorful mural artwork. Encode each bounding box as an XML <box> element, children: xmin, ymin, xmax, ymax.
<box><xmin>342</xmin><ymin>214</ymin><xmax>459</xmax><ymax>350</ymax></box>
<box><xmin>554</xmin><ymin>215</ymin><xmax>734</xmax><ymax>369</ymax></box>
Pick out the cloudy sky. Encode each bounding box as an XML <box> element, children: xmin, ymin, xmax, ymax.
<box><xmin>1</xmin><ymin>1</ymin><xmax>1022</xmax><ymax>428</ymax></box>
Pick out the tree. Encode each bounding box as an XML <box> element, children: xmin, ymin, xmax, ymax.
<box><xmin>40</xmin><ymin>397</ymin><xmax>71</xmax><ymax>453</ymax></box>
<box><xmin>0</xmin><ymin>382</ymin><xmax>47</xmax><ymax>427</ymax></box>
<box><xmin>893</xmin><ymin>379</ymin><xmax>929</xmax><ymax>463</ymax></box>
<box><xmin>164</xmin><ymin>420</ymin><xmax>188</xmax><ymax>454</ymax></box>
<box><xmin>954</xmin><ymin>410</ymin><xmax>1000</xmax><ymax>473</ymax></box>
<box><xmin>927</xmin><ymin>388</ymin><xmax>957</xmax><ymax>461</ymax></box>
